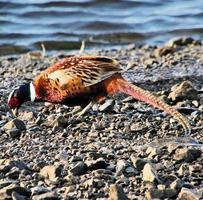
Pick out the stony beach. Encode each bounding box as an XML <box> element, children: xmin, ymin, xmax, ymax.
<box><xmin>0</xmin><ymin>37</ymin><xmax>203</xmax><ymax>199</ymax></box>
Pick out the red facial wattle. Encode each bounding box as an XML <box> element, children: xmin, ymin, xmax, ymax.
<box><xmin>8</xmin><ymin>96</ymin><xmax>20</xmax><ymax>109</ymax></box>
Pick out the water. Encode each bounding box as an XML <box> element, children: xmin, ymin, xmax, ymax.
<box><xmin>1</xmin><ymin>0</ymin><xmax>203</xmax><ymax>55</ymax></box>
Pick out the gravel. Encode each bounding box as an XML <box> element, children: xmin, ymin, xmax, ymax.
<box><xmin>0</xmin><ymin>37</ymin><xmax>202</xmax><ymax>199</ymax></box>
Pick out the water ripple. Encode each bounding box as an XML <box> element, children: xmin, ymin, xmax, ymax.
<box><xmin>1</xmin><ymin>0</ymin><xmax>203</xmax><ymax>55</ymax></box>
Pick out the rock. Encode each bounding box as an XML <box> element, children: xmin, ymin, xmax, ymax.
<box><xmin>177</xmin><ymin>164</ymin><xmax>188</xmax><ymax>177</ymax></box>
<box><xmin>178</xmin><ymin>187</ymin><xmax>201</xmax><ymax>200</ymax></box>
<box><xmin>0</xmin><ymin>159</ymin><xmax>28</xmax><ymax>173</ymax></box>
<box><xmin>19</xmin><ymin>111</ymin><xmax>34</xmax><ymax>121</ymax></box>
<box><xmin>146</xmin><ymin>146</ymin><xmax>161</xmax><ymax>158</ymax></box>
<box><xmin>83</xmin><ymin>178</ymin><xmax>105</xmax><ymax>189</ymax></box>
<box><xmin>86</xmin><ymin>158</ymin><xmax>109</xmax><ymax>171</ymax></box>
<box><xmin>3</xmin><ymin>119</ymin><xmax>26</xmax><ymax>131</ymax></box>
<box><xmin>170</xmin><ymin>179</ymin><xmax>183</xmax><ymax>191</ymax></box>
<box><xmin>109</xmin><ymin>184</ymin><xmax>128</xmax><ymax>200</ymax></box>
<box><xmin>116</xmin><ymin>159</ymin><xmax>128</xmax><ymax>176</ymax></box>
<box><xmin>7</xmin><ymin>128</ymin><xmax>21</xmax><ymax>139</ymax></box>
<box><xmin>99</xmin><ymin>99</ymin><xmax>114</xmax><ymax>112</ymax></box>
<box><xmin>155</xmin><ymin>46</ymin><xmax>175</xmax><ymax>57</ymax></box>
<box><xmin>69</xmin><ymin>161</ymin><xmax>87</xmax><ymax>176</ymax></box>
<box><xmin>6</xmin><ymin>167</ymin><xmax>20</xmax><ymax>179</ymax></box>
<box><xmin>11</xmin><ymin>192</ymin><xmax>26</xmax><ymax>200</ymax></box>
<box><xmin>189</xmin><ymin>164</ymin><xmax>202</xmax><ymax>174</ymax></box>
<box><xmin>169</xmin><ymin>81</ymin><xmax>198</xmax><ymax>101</ymax></box>
<box><xmin>142</xmin><ymin>163</ymin><xmax>159</xmax><ymax>183</ymax></box>
<box><xmin>165</xmin><ymin>37</ymin><xmax>201</xmax><ymax>47</ymax></box>
<box><xmin>125</xmin><ymin>166</ymin><xmax>136</xmax><ymax>175</ymax></box>
<box><xmin>145</xmin><ymin>188</ymin><xmax>177</xmax><ymax>200</ymax></box>
<box><xmin>130</xmin><ymin>155</ymin><xmax>148</xmax><ymax>171</ymax></box>
<box><xmin>0</xmin><ymin>180</ymin><xmax>18</xmax><ymax>190</ymax></box>
<box><xmin>39</xmin><ymin>165</ymin><xmax>62</xmax><ymax>181</ymax></box>
<box><xmin>32</xmin><ymin>191</ymin><xmax>60</xmax><ymax>200</ymax></box>
<box><xmin>31</xmin><ymin>186</ymin><xmax>51</xmax><ymax>196</ymax></box>
<box><xmin>0</xmin><ymin>184</ymin><xmax>31</xmax><ymax>199</ymax></box>
<box><xmin>143</xmin><ymin>58</ymin><xmax>158</xmax><ymax>68</ymax></box>
<box><xmin>173</xmin><ymin>148</ymin><xmax>201</xmax><ymax>162</ymax></box>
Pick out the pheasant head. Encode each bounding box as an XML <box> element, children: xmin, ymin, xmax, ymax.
<box><xmin>8</xmin><ymin>83</ymin><xmax>36</xmax><ymax>109</ymax></box>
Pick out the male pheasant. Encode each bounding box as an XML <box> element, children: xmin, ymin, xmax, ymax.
<box><xmin>8</xmin><ymin>56</ymin><xmax>191</xmax><ymax>134</ymax></box>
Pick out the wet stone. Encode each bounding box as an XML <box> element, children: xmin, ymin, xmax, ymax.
<box><xmin>165</xmin><ymin>37</ymin><xmax>201</xmax><ymax>47</ymax></box>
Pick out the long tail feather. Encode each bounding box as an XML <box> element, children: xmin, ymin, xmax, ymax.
<box><xmin>106</xmin><ymin>76</ymin><xmax>191</xmax><ymax>135</ymax></box>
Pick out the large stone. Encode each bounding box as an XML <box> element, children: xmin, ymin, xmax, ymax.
<box><xmin>99</xmin><ymin>99</ymin><xmax>114</xmax><ymax>112</ymax></box>
<box><xmin>170</xmin><ymin>179</ymin><xmax>183</xmax><ymax>191</ymax></box>
<box><xmin>0</xmin><ymin>184</ymin><xmax>31</xmax><ymax>199</ymax></box>
<box><xmin>178</xmin><ymin>187</ymin><xmax>201</xmax><ymax>200</ymax></box>
<box><xmin>168</xmin><ymin>81</ymin><xmax>198</xmax><ymax>101</ymax></box>
<box><xmin>0</xmin><ymin>159</ymin><xmax>28</xmax><ymax>173</ymax></box>
<box><xmin>142</xmin><ymin>163</ymin><xmax>159</xmax><ymax>183</ymax></box>
<box><xmin>31</xmin><ymin>186</ymin><xmax>51</xmax><ymax>196</ymax></box>
<box><xmin>145</xmin><ymin>188</ymin><xmax>177</xmax><ymax>200</ymax></box>
<box><xmin>39</xmin><ymin>165</ymin><xmax>62</xmax><ymax>181</ymax></box>
<box><xmin>130</xmin><ymin>155</ymin><xmax>148</xmax><ymax>171</ymax></box>
<box><xmin>173</xmin><ymin>148</ymin><xmax>201</xmax><ymax>162</ymax></box>
<box><xmin>109</xmin><ymin>184</ymin><xmax>128</xmax><ymax>200</ymax></box>
<box><xmin>3</xmin><ymin>119</ymin><xmax>26</xmax><ymax>131</ymax></box>
<box><xmin>69</xmin><ymin>161</ymin><xmax>87</xmax><ymax>176</ymax></box>
<box><xmin>11</xmin><ymin>192</ymin><xmax>26</xmax><ymax>200</ymax></box>
<box><xmin>116</xmin><ymin>159</ymin><xmax>128</xmax><ymax>176</ymax></box>
<box><xmin>165</xmin><ymin>37</ymin><xmax>201</xmax><ymax>47</ymax></box>
<box><xmin>32</xmin><ymin>191</ymin><xmax>60</xmax><ymax>200</ymax></box>
<box><xmin>86</xmin><ymin>158</ymin><xmax>109</xmax><ymax>171</ymax></box>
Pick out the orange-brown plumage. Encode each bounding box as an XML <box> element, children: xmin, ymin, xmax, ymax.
<box><xmin>8</xmin><ymin>55</ymin><xmax>191</xmax><ymax>134</ymax></box>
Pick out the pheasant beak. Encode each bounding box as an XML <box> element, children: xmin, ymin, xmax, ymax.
<box><xmin>11</xmin><ymin>108</ymin><xmax>18</xmax><ymax>117</ymax></box>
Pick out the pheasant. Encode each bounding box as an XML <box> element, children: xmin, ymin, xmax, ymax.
<box><xmin>8</xmin><ymin>55</ymin><xmax>191</xmax><ymax>134</ymax></box>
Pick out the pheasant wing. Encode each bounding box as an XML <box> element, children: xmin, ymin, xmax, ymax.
<box><xmin>47</xmin><ymin>56</ymin><xmax>122</xmax><ymax>89</ymax></box>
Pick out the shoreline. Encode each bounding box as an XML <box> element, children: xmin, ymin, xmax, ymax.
<box><xmin>0</xmin><ymin>37</ymin><xmax>203</xmax><ymax>199</ymax></box>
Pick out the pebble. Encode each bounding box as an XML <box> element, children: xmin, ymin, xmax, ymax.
<box><xmin>3</xmin><ymin>119</ymin><xmax>26</xmax><ymax>131</ymax></box>
<box><xmin>142</xmin><ymin>163</ymin><xmax>159</xmax><ymax>183</ymax></box>
<box><xmin>0</xmin><ymin>37</ymin><xmax>203</xmax><ymax>199</ymax></box>
<box><xmin>178</xmin><ymin>187</ymin><xmax>202</xmax><ymax>200</ymax></box>
<box><xmin>173</xmin><ymin>148</ymin><xmax>202</xmax><ymax>162</ymax></box>
<box><xmin>0</xmin><ymin>184</ymin><xmax>31</xmax><ymax>199</ymax></box>
<box><xmin>108</xmin><ymin>184</ymin><xmax>128</xmax><ymax>200</ymax></box>
<box><xmin>130</xmin><ymin>155</ymin><xmax>148</xmax><ymax>171</ymax></box>
<box><xmin>99</xmin><ymin>99</ymin><xmax>114</xmax><ymax>112</ymax></box>
<box><xmin>39</xmin><ymin>165</ymin><xmax>62</xmax><ymax>181</ymax></box>
<box><xmin>69</xmin><ymin>161</ymin><xmax>88</xmax><ymax>176</ymax></box>
<box><xmin>116</xmin><ymin>159</ymin><xmax>128</xmax><ymax>176</ymax></box>
<box><xmin>32</xmin><ymin>191</ymin><xmax>60</xmax><ymax>200</ymax></box>
<box><xmin>169</xmin><ymin>81</ymin><xmax>198</xmax><ymax>101</ymax></box>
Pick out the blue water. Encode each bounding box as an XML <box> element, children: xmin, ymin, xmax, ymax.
<box><xmin>1</xmin><ymin>0</ymin><xmax>203</xmax><ymax>55</ymax></box>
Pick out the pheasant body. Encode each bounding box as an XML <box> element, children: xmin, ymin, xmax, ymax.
<box><xmin>8</xmin><ymin>55</ymin><xmax>191</xmax><ymax>134</ymax></box>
